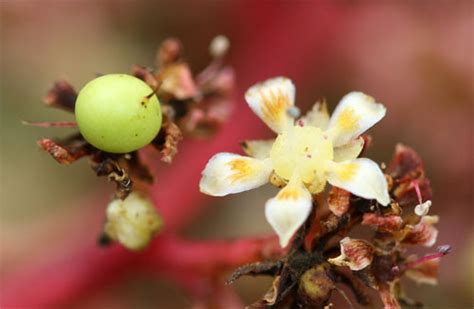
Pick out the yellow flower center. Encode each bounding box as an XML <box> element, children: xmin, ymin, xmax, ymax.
<box><xmin>270</xmin><ymin>125</ymin><xmax>334</xmax><ymax>188</ymax></box>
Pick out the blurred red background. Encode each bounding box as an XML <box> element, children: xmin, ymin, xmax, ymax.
<box><xmin>1</xmin><ymin>1</ymin><xmax>472</xmax><ymax>307</ymax></box>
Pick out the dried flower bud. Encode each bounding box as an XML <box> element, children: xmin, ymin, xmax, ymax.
<box><xmin>414</xmin><ymin>200</ymin><xmax>432</xmax><ymax>216</ymax></box>
<box><xmin>104</xmin><ymin>192</ymin><xmax>163</xmax><ymax>251</ymax></box>
<box><xmin>298</xmin><ymin>265</ymin><xmax>334</xmax><ymax>307</ymax></box>
<box><xmin>328</xmin><ymin>237</ymin><xmax>374</xmax><ymax>271</ymax></box>
<box><xmin>209</xmin><ymin>35</ymin><xmax>230</xmax><ymax>58</ymax></box>
<box><xmin>402</xmin><ymin>215</ymin><xmax>439</xmax><ymax>247</ymax></box>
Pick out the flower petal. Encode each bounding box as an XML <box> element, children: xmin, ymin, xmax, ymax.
<box><xmin>245</xmin><ymin>77</ymin><xmax>295</xmax><ymax>133</ymax></box>
<box><xmin>328</xmin><ymin>237</ymin><xmax>374</xmax><ymax>271</ymax></box>
<box><xmin>265</xmin><ymin>176</ymin><xmax>312</xmax><ymax>247</ymax></box>
<box><xmin>405</xmin><ymin>258</ymin><xmax>440</xmax><ymax>285</ymax></box>
<box><xmin>327</xmin><ymin>158</ymin><xmax>390</xmax><ymax>206</ymax></box>
<box><xmin>200</xmin><ymin>153</ymin><xmax>272</xmax><ymax>196</ymax></box>
<box><xmin>333</xmin><ymin>137</ymin><xmax>364</xmax><ymax>162</ymax></box>
<box><xmin>327</xmin><ymin>92</ymin><xmax>386</xmax><ymax>147</ymax></box>
<box><xmin>241</xmin><ymin>139</ymin><xmax>275</xmax><ymax>159</ymax></box>
<box><xmin>402</xmin><ymin>215</ymin><xmax>439</xmax><ymax>247</ymax></box>
<box><xmin>299</xmin><ymin>98</ymin><xmax>329</xmax><ymax>130</ymax></box>
<box><xmin>104</xmin><ymin>192</ymin><xmax>163</xmax><ymax>251</ymax></box>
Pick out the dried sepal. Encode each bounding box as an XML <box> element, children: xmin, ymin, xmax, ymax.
<box><xmin>248</xmin><ymin>276</ymin><xmax>281</xmax><ymax>308</ymax></box>
<box><xmin>328</xmin><ymin>237</ymin><xmax>374</xmax><ymax>271</ymax></box>
<box><xmin>90</xmin><ymin>156</ymin><xmax>132</xmax><ymax>199</ymax></box>
<box><xmin>158</xmin><ymin>63</ymin><xmax>199</xmax><ymax>100</ymax></box>
<box><xmin>328</xmin><ymin>187</ymin><xmax>351</xmax><ymax>217</ymax></box>
<box><xmin>156</xmin><ymin>37</ymin><xmax>183</xmax><ymax>67</ymax></box>
<box><xmin>130</xmin><ymin>65</ymin><xmax>160</xmax><ymax>89</ymax></box>
<box><xmin>377</xmin><ymin>282</ymin><xmax>401</xmax><ymax>309</ymax></box>
<box><xmin>37</xmin><ymin>137</ymin><xmax>90</xmax><ymax>165</ymax></box>
<box><xmin>362</xmin><ymin>213</ymin><xmax>403</xmax><ymax>233</ymax></box>
<box><xmin>386</xmin><ymin>144</ymin><xmax>433</xmax><ymax>207</ymax></box>
<box><xmin>43</xmin><ymin>80</ymin><xmax>77</xmax><ymax>112</ymax></box>
<box><xmin>152</xmin><ymin>113</ymin><xmax>183</xmax><ymax>163</ymax></box>
<box><xmin>405</xmin><ymin>257</ymin><xmax>440</xmax><ymax>285</ymax></box>
<box><xmin>401</xmin><ymin>215</ymin><xmax>439</xmax><ymax>247</ymax></box>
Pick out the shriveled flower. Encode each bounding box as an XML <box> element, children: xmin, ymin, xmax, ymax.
<box><xmin>104</xmin><ymin>192</ymin><xmax>163</xmax><ymax>251</ymax></box>
<box><xmin>328</xmin><ymin>237</ymin><xmax>374</xmax><ymax>271</ymax></box>
<box><xmin>200</xmin><ymin>77</ymin><xmax>390</xmax><ymax>247</ymax></box>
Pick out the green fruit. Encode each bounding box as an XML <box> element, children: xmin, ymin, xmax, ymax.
<box><xmin>75</xmin><ymin>74</ymin><xmax>162</xmax><ymax>153</ymax></box>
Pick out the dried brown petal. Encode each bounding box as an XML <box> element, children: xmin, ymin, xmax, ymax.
<box><xmin>156</xmin><ymin>38</ymin><xmax>183</xmax><ymax>67</ymax></box>
<box><xmin>91</xmin><ymin>156</ymin><xmax>132</xmax><ymax>199</ymax></box>
<box><xmin>37</xmin><ymin>138</ymin><xmax>89</xmax><ymax>165</ymax></box>
<box><xmin>393</xmin><ymin>177</ymin><xmax>432</xmax><ymax>208</ymax></box>
<box><xmin>328</xmin><ymin>187</ymin><xmax>351</xmax><ymax>217</ymax></box>
<box><xmin>158</xmin><ymin>63</ymin><xmax>199</xmax><ymax>99</ymax></box>
<box><xmin>402</xmin><ymin>215</ymin><xmax>439</xmax><ymax>247</ymax></box>
<box><xmin>43</xmin><ymin>80</ymin><xmax>77</xmax><ymax>112</ymax></box>
<box><xmin>130</xmin><ymin>65</ymin><xmax>159</xmax><ymax>90</ymax></box>
<box><xmin>405</xmin><ymin>258</ymin><xmax>440</xmax><ymax>285</ymax></box>
<box><xmin>152</xmin><ymin>114</ymin><xmax>183</xmax><ymax>163</ymax></box>
<box><xmin>328</xmin><ymin>237</ymin><xmax>374</xmax><ymax>271</ymax></box>
<box><xmin>386</xmin><ymin>144</ymin><xmax>433</xmax><ymax>207</ymax></box>
<box><xmin>362</xmin><ymin>213</ymin><xmax>403</xmax><ymax>232</ymax></box>
<box><xmin>247</xmin><ymin>276</ymin><xmax>281</xmax><ymax>308</ymax></box>
<box><xmin>378</xmin><ymin>282</ymin><xmax>401</xmax><ymax>309</ymax></box>
<box><xmin>386</xmin><ymin>144</ymin><xmax>424</xmax><ymax>181</ymax></box>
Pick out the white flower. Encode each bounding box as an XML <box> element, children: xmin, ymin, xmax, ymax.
<box><xmin>104</xmin><ymin>192</ymin><xmax>163</xmax><ymax>251</ymax></box>
<box><xmin>200</xmin><ymin>77</ymin><xmax>390</xmax><ymax>247</ymax></box>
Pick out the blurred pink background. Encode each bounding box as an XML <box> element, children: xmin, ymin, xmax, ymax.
<box><xmin>1</xmin><ymin>1</ymin><xmax>473</xmax><ymax>307</ymax></box>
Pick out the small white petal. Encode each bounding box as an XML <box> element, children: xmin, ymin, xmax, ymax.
<box><xmin>327</xmin><ymin>92</ymin><xmax>386</xmax><ymax>147</ymax></box>
<box><xmin>209</xmin><ymin>35</ymin><xmax>230</xmax><ymax>58</ymax></box>
<box><xmin>299</xmin><ymin>98</ymin><xmax>330</xmax><ymax>130</ymax></box>
<box><xmin>265</xmin><ymin>176</ymin><xmax>312</xmax><ymax>247</ymax></box>
<box><xmin>200</xmin><ymin>153</ymin><xmax>272</xmax><ymax>196</ymax></box>
<box><xmin>104</xmin><ymin>192</ymin><xmax>163</xmax><ymax>251</ymax></box>
<box><xmin>414</xmin><ymin>200</ymin><xmax>432</xmax><ymax>216</ymax></box>
<box><xmin>333</xmin><ymin>137</ymin><xmax>365</xmax><ymax>162</ymax></box>
<box><xmin>245</xmin><ymin>77</ymin><xmax>295</xmax><ymax>133</ymax></box>
<box><xmin>327</xmin><ymin>158</ymin><xmax>390</xmax><ymax>206</ymax></box>
<box><xmin>241</xmin><ymin>139</ymin><xmax>275</xmax><ymax>159</ymax></box>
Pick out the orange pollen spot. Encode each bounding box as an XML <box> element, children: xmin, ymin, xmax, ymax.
<box><xmin>226</xmin><ymin>159</ymin><xmax>252</xmax><ymax>183</ymax></box>
<box><xmin>338</xmin><ymin>163</ymin><xmax>358</xmax><ymax>181</ymax></box>
<box><xmin>336</xmin><ymin>108</ymin><xmax>361</xmax><ymax>132</ymax></box>
<box><xmin>260</xmin><ymin>89</ymin><xmax>289</xmax><ymax>125</ymax></box>
<box><xmin>277</xmin><ymin>188</ymin><xmax>301</xmax><ymax>200</ymax></box>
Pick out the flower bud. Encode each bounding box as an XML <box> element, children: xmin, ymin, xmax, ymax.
<box><xmin>209</xmin><ymin>35</ymin><xmax>230</xmax><ymax>58</ymax></box>
<box><xmin>104</xmin><ymin>192</ymin><xmax>163</xmax><ymax>251</ymax></box>
<box><xmin>298</xmin><ymin>265</ymin><xmax>334</xmax><ymax>307</ymax></box>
